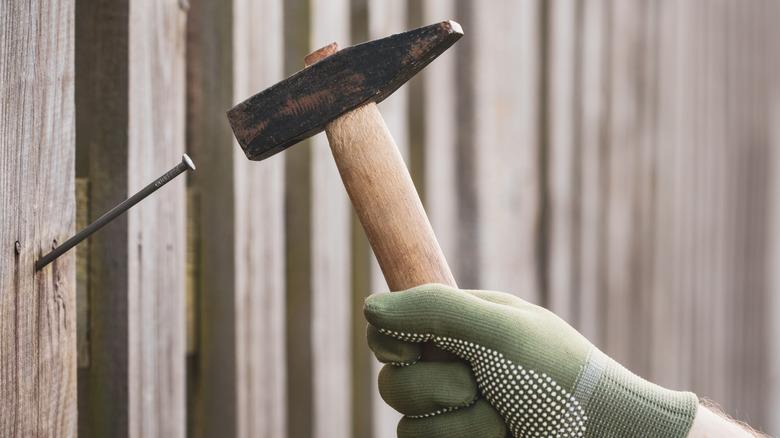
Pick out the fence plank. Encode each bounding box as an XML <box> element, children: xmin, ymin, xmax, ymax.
<box><xmin>602</xmin><ymin>0</ymin><xmax>641</xmax><ymax>366</ymax></box>
<box><xmin>309</xmin><ymin>1</ymin><xmax>353</xmax><ymax>437</ymax></box>
<box><xmin>128</xmin><ymin>1</ymin><xmax>188</xmax><ymax>436</ymax></box>
<box><xmin>232</xmin><ymin>0</ymin><xmax>287</xmax><ymax>436</ymax></box>
<box><xmin>76</xmin><ymin>0</ymin><xmax>187</xmax><ymax>435</ymax></box>
<box><xmin>0</xmin><ymin>0</ymin><xmax>76</xmax><ymax>435</ymax></box>
<box><xmin>546</xmin><ymin>0</ymin><xmax>577</xmax><ymax>321</ymax></box>
<box><xmin>769</xmin><ymin>51</ymin><xmax>780</xmax><ymax>436</ymax></box>
<box><xmin>422</xmin><ymin>0</ymin><xmax>460</xmax><ymax>279</ymax></box>
<box><xmin>75</xmin><ymin>0</ymin><xmax>131</xmax><ymax>433</ymax></box>
<box><xmin>471</xmin><ymin>0</ymin><xmax>540</xmax><ymax>300</ymax></box>
<box><xmin>574</xmin><ymin>0</ymin><xmax>607</xmax><ymax>342</ymax></box>
<box><xmin>185</xmin><ymin>0</ymin><xmax>241</xmax><ymax>435</ymax></box>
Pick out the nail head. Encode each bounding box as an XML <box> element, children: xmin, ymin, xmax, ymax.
<box><xmin>182</xmin><ymin>154</ymin><xmax>196</xmax><ymax>171</ymax></box>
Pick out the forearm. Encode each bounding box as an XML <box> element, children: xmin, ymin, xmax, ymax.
<box><xmin>688</xmin><ymin>404</ymin><xmax>764</xmax><ymax>437</ymax></box>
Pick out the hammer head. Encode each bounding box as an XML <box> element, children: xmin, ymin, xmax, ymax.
<box><xmin>227</xmin><ymin>20</ymin><xmax>463</xmax><ymax>161</ymax></box>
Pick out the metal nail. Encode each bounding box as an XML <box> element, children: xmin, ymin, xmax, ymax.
<box><xmin>35</xmin><ymin>154</ymin><xmax>196</xmax><ymax>270</ymax></box>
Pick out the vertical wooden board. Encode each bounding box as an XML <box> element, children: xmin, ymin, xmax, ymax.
<box><xmin>650</xmin><ymin>0</ymin><xmax>688</xmax><ymax>389</ymax></box>
<box><xmin>768</xmin><ymin>77</ymin><xmax>780</xmax><ymax>438</ymax></box>
<box><xmin>422</xmin><ymin>0</ymin><xmax>459</xmax><ymax>280</ymax></box>
<box><xmin>185</xmin><ymin>0</ymin><xmax>236</xmax><ymax>435</ymax></box>
<box><xmin>310</xmin><ymin>1</ymin><xmax>352</xmax><ymax>437</ymax></box>
<box><xmin>545</xmin><ymin>0</ymin><xmax>577</xmax><ymax>322</ymax></box>
<box><xmin>127</xmin><ymin>0</ymin><xmax>187</xmax><ymax>436</ymax></box>
<box><xmin>0</xmin><ymin>0</ymin><xmax>76</xmax><ymax>435</ymax></box>
<box><xmin>367</xmin><ymin>1</ymin><xmax>407</xmax><ymax>436</ymax></box>
<box><xmin>684</xmin><ymin>0</ymin><xmax>727</xmax><ymax>402</ymax></box>
<box><xmin>77</xmin><ymin>0</ymin><xmax>186</xmax><ymax>435</ymax></box>
<box><xmin>471</xmin><ymin>0</ymin><xmax>540</xmax><ymax>301</ymax></box>
<box><xmin>76</xmin><ymin>0</ymin><xmax>131</xmax><ymax>434</ymax></box>
<box><xmin>445</xmin><ymin>0</ymin><xmax>481</xmax><ymax>289</ymax></box>
<box><xmin>719</xmin><ymin>2</ymin><xmax>774</xmax><ymax>426</ymax></box>
<box><xmin>601</xmin><ymin>0</ymin><xmax>641</xmax><ymax>366</ymax></box>
<box><xmin>693</xmin><ymin>0</ymin><xmax>727</xmax><ymax>402</ymax></box>
<box><xmin>768</xmin><ymin>6</ymin><xmax>780</xmax><ymax>432</ymax></box>
<box><xmin>232</xmin><ymin>0</ymin><xmax>287</xmax><ymax>436</ymax></box>
<box><xmin>625</xmin><ymin>0</ymin><xmax>660</xmax><ymax>378</ymax></box>
<box><xmin>575</xmin><ymin>0</ymin><xmax>607</xmax><ymax>343</ymax></box>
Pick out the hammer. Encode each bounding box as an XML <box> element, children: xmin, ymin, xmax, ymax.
<box><xmin>227</xmin><ymin>21</ymin><xmax>462</xmax><ymax>293</ymax></box>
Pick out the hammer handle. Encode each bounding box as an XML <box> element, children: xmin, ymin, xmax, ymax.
<box><xmin>325</xmin><ymin>102</ymin><xmax>457</xmax><ymax>291</ymax></box>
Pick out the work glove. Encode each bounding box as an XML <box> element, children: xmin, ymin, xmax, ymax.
<box><xmin>364</xmin><ymin>284</ymin><xmax>698</xmax><ymax>438</ymax></box>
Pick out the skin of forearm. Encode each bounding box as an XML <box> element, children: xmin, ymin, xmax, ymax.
<box><xmin>687</xmin><ymin>404</ymin><xmax>766</xmax><ymax>437</ymax></box>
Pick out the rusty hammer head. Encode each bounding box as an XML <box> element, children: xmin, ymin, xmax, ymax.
<box><xmin>227</xmin><ymin>20</ymin><xmax>463</xmax><ymax>161</ymax></box>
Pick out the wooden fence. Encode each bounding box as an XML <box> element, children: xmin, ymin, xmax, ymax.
<box><xmin>2</xmin><ymin>0</ymin><xmax>780</xmax><ymax>437</ymax></box>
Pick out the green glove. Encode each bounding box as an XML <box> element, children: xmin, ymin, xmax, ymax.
<box><xmin>364</xmin><ymin>284</ymin><xmax>698</xmax><ymax>438</ymax></box>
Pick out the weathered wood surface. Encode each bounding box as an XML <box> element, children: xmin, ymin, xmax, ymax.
<box><xmin>76</xmin><ymin>0</ymin><xmax>187</xmax><ymax>436</ymax></box>
<box><xmin>61</xmin><ymin>0</ymin><xmax>780</xmax><ymax>436</ymax></box>
<box><xmin>543</xmin><ymin>0</ymin><xmax>780</xmax><ymax>432</ymax></box>
<box><xmin>0</xmin><ymin>0</ymin><xmax>76</xmax><ymax>435</ymax></box>
<box><xmin>232</xmin><ymin>0</ymin><xmax>287</xmax><ymax>437</ymax></box>
<box><xmin>185</xmin><ymin>0</ymin><xmax>237</xmax><ymax>435</ymax></box>
<box><xmin>229</xmin><ymin>0</ymin><xmax>288</xmax><ymax>437</ymax></box>
<box><xmin>228</xmin><ymin>21</ymin><xmax>461</xmax><ymax>161</ymax></box>
<box><xmin>309</xmin><ymin>1</ymin><xmax>353</xmax><ymax>437</ymax></box>
<box><xmin>545</xmin><ymin>0</ymin><xmax>577</xmax><ymax>322</ymax></box>
<box><xmin>422</xmin><ymin>0</ymin><xmax>459</xmax><ymax>283</ymax></box>
<box><xmin>127</xmin><ymin>1</ymin><xmax>187</xmax><ymax>436</ymax></box>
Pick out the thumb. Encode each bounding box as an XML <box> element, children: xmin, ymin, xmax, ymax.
<box><xmin>364</xmin><ymin>283</ymin><xmax>505</xmax><ymax>343</ymax></box>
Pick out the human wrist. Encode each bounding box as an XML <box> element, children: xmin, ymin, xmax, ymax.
<box><xmin>688</xmin><ymin>403</ymin><xmax>765</xmax><ymax>437</ymax></box>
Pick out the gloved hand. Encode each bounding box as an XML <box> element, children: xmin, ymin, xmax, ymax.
<box><xmin>364</xmin><ymin>284</ymin><xmax>698</xmax><ymax>438</ymax></box>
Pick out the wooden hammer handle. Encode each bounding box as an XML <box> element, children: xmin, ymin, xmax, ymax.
<box><xmin>325</xmin><ymin>103</ymin><xmax>456</xmax><ymax>291</ymax></box>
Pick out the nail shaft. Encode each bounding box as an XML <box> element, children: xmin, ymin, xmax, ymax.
<box><xmin>35</xmin><ymin>154</ymin><xmax>196</xmax><ymax>270</ymax></box>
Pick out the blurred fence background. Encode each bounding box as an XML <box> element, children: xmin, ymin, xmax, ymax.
<box><xmin>2</xmin><ymin>0</ymin><xmax>779</xmax><ymax>437</ymax></box>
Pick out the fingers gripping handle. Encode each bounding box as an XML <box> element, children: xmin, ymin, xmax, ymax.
<box><xmin>324</xmin><ymin>102</ymin><xmax>456</xmax><ymax>291</ymax></box>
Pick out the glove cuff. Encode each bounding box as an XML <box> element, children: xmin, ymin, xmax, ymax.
<box><xmin>575</xmin><ymin>349</ymin><xmax>698</xmax><ymax>438</ymax></box>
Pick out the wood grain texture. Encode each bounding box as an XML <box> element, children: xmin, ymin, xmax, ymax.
<box><xmin>0</xmin><ymin>0</ymin><xmax>76</xmax><ymax>435</ymax></box>
<box><xmin>75</xmin><ymin>0</ymin><xmax>131</xmax><ymax>434</ymax></box>
<box><xmin>76</xmin><ymin>0</ymin><xmax>187</xmax><ymax>436</ymax></box>
<box><xmin>422</xmin><ymin>0</ymin><xmax>460</xmax><ymax>282</ymax></box>
<box><xmin>366</xmin><ymin>3</ymin><xmax>410</xmax><ymax>436</ymax></box>
<box><xmin>471</xmin><ymin>0</ymin><xmax>540</xmax><ymax>301</ymax></box>
<box><xmin>228</xmin><ymin>20</ymin><xmax>461</xmax><ymax>162</ymax></box>
<box><xmin>309</xmin><ymin>1</ymin><xmax>353</xmax><ymax>437</ymax></box>
<box><xmin>232</xmin><ymin>0</ymin><xmax>287</xmax><ymax>437</ymax></box>
<box><xmin>185</xmin><ymin>0</ymin><xmax>236</xmax><ymax>435</ymax></box>
<box><xmin>545</xmin><ymin>0</ymin><xmax>577</xmax><ymax>322</ymax></box>
<box><xmin>574</xmin><ymin>0</ymin><xmax>607</xmax><ymax>343</ymax></box>
<box><xmin>127</xmin><ymin>0</ymin><xmax>187</xmax><ymax>436</ymax></box>
<box><xmin>602</xmin><ymin>0</ymin><xmax>640</xmax><ymax>367</ymax></box>
<box><xmin>542</xmin><ymin>0</ymin><xmax>780</xmax><ymax>432</ymax></box>
<box><xmin>768</xmin><ymin>46</ymin><xmax>780</xmax><ymax>434</ymax></box>
<box><xmin>326</xmin><ymin>103</ymin><xmax>456</xmax><ymax>292</ymax></box>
